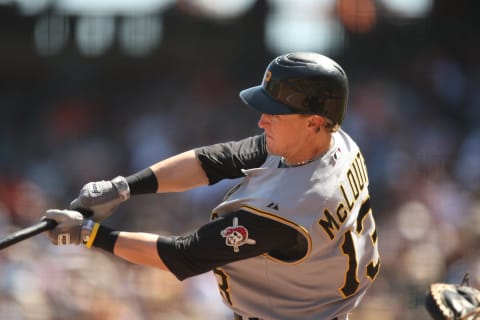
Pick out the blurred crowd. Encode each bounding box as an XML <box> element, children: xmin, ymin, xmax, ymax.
<box><xmin>1</xmin><ymin>3</ymin><xmax>480</xmax><ymax>320</ymax></box>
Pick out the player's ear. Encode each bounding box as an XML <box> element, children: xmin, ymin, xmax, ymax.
<box><xmin>306</xmin><ymin>115</ymin><xmax>324</xmax><ymax>133</ymax></box>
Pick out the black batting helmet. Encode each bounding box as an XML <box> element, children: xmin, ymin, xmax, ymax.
<box><xmin>239</xmin><ymin>52</ymin><xmax>348</xmax><ymax>125</ymax></box>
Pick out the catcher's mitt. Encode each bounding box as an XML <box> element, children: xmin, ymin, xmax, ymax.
<box><xmin>425</xmin><ymin>274</ymin><xmax>480</xmax><ymax>320</ymax></box>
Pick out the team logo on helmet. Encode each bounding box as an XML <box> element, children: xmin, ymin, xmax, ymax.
<box><xmin>221</xmin><ymin>217</ymin><xmax>256</xmax><ymax>253</ymax></box>
<box><xmin>264</xmin><ymin>70</ymin><xmax>272</xmax><ymax>83</ymax></box>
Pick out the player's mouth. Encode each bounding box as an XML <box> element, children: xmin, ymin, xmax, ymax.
<box><xmin>265</xmin><ymin>133</ymin><xmax>273</xmax><ymax>144</ymax></box>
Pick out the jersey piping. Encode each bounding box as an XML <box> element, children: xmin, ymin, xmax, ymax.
<box><xmin>239</xmin><ymin>205</ymin><xmax>312</xmax><ymax>264</ymax></box>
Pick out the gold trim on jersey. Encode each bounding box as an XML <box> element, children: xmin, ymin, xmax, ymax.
<box><xmin>240</xmin><ymin>205</ymin><xmax>312</xmax><ymax>264</ymax></box>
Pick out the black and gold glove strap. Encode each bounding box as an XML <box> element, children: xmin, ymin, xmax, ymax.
<box><xmin>85</xmin><ymin>222</ymin><xmax>100</xmax><ymax>249</ymax></box>
<box><xmin>81</xmin><ymin>219</ymin><xmax>97</xmax><ymax>247</ymax></box>
<box><xmin>81</xmin><ymin>219</ymin><xmax>118</xmax><ymax>252</ymax></box>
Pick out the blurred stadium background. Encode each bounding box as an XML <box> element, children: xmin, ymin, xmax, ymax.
<box><xmin>0</xmin><ymin>0</ymin><xmax>479</xmax><ymax>319</ymax></box>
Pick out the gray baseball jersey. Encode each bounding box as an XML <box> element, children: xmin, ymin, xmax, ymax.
<box><xmin>211</xmin><ymin>129</ymin><xmax>380</xmax><ymax>320</ymax></box>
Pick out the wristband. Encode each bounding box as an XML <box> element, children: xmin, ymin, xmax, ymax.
<box><xmin>91</xmin><ymin>225</ymin><xmax>119</xmax><ymax>253</ymax></box>
<box><xmin>125</xmin><ymin>168</ymin><xmax>158</xmax><ymax>195</ymax></box>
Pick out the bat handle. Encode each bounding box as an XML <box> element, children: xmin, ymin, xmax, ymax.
<box><xmin>22</xmin><ymin>218</ymin><xmax>58</xmax><ymax>234</ymax></box>
<box><xmin>77</xmin><ymin>208</ymin><xmax>94</xmax><ymax>218</ymax></box>
<box><xmin>41</xmin><ymin>218</ymin><xmax>58</xmax><ymax>230</ymax></box>
<box><xmin>0</xmin><ymin>219</ymin><xmax>57</xmax><ymax>250</ymax></box>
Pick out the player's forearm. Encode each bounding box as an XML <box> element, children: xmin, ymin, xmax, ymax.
<box><xmin>149</xmin><ymin>150</ymin><xmax>209</xmax><ymax>193</ymax></box>
<box><xmin>112</xmin><ymin>232</ymin><xmax>169</xmax><ymax>271</ymax></box>
<box><xmin>88</xmin><ymin>225</ymin><xmax>172</xmax><ymax>272</ymax></box>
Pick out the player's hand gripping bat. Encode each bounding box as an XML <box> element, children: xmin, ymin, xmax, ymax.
<box><xmin>0</xmin><ymin>209</ymin><xmax>92</xmax><ymax>250</ymax></box>
<box><xmin>0</xmin><ymin>176</ymin><xmax>128</xmax><ymax>250</ymax></box>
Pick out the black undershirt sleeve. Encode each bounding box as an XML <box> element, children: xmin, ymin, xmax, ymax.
<box><xmin>194</xmin><ymin>134</ymin><xmax>268</xmax><ymax>185</ymax></box>
<box><xmin>157</xmin><ymin>210</ymin><xmax>306</xmax><ymax>281</ymax></box>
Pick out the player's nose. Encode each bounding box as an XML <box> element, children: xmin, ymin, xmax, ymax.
<box><xmin>258</xmin><ymin>113</ymin><xmax>270</xmax><ymax>129</ymax></box>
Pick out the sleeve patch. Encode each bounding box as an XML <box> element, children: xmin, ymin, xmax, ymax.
<box><xmin>220</xmin><ymin>217</ymin><xmax>256</xmax><ymax>252</ymax></box>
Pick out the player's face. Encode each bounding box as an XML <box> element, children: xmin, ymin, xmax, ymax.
<box><xmin>258</xmin><ymin>113</ymin><xmax>313</xmax><ymax>160</ymax></box>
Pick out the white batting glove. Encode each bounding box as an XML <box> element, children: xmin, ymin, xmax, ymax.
<box><xmin>43</xmin><ymin>209</ymin><xmax>95</xmax><ymax>246</ymax></box>
<box><xmin>70</xmin><ymin>176</ymin><xmax>130</xmax><ymax>222</ymax></box>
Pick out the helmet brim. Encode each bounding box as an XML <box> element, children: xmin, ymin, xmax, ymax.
<box><xmin>239</xmin><ymin>85</ymin><xmax>295</xmax><ymax>115</ymax></box>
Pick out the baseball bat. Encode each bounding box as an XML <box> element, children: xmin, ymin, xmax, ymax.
<box><xmin>0</xmin><ymin>219</ymin><xmax>57</xmax><ymax>250</ymax></box>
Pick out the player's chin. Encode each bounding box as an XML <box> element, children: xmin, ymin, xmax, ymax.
<box><xmin>264</xmin><ymin>137</ymin><xmax>273</xmax><ymax>152</ymax></box>
<box><xmin>265</xmin><ymin>141</ymin><xmax>280</xmax><ymax>156</ymax></box>
<box><xmin>265</xmin><ymin>135</ymin><xmax>283</xmax><ymax>155</ymax></box>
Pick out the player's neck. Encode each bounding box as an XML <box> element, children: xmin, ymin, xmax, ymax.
<box><xmin>282</xmin><ymin>134</ymin><xmax>334</xmax><ymax>167</ymax></box>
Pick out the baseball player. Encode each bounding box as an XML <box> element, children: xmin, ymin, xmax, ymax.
<box><xmin>43</xmin><ymin>52</ymin><xmax>380</xmax><ymax>320</ymax></box>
